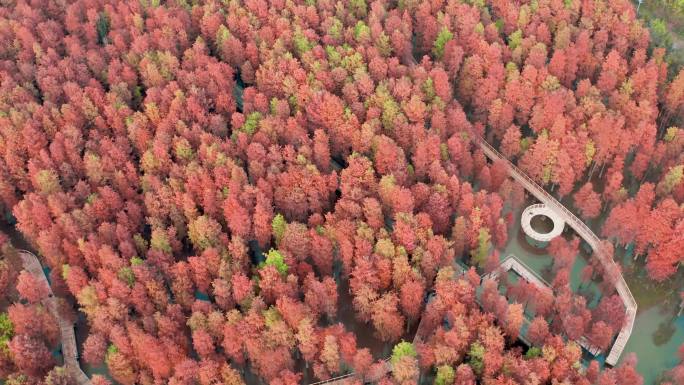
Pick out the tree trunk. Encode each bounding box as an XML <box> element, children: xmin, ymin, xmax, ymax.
<box><xmin>638</xmin><ymin>162</ymin><xmax>653</xmax><ymax>185</ymax></box>
<box><xmin>587</xmin><ymin>161</ymin><xmax>597</xmax><ymax>182</ymax></box>
<box><xmin>598</xmin><ymin>162</ymin><xmax>607</xmax><ymax>179</ymax></box>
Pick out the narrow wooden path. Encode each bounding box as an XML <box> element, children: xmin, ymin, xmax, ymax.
<box><xmin>17</xmin><ymin>249</ymin><xmax>91</xmax><ymax>385</ymax></box>
<box><xmin>473</xmin><ymin>137</ymin><xmax>636</xmax><ymax>366</ymax></box>
<box><xmin>308</xmin><ymin>360</ymin><xmax>391</xmax><ymax>385</ymax></box>
<box><xmin>486</xmin><ymin>255</ymin><xmax>603</xmax><ymax>356</ymax></box>
<box><xmin>483</xmin><ymin>255</ymin><xmax>553</xmax><ymax>293</ymax></box>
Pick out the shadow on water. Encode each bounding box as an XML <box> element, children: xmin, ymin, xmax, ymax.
<box><xmin>0</xmin><ymin>215</ymin><xmax>34</xmax><ymax>252</ymax></box>
<box><xmin>334</xmin><ymin>279</ymin><xmax>419</xmax><ymax>360</ymax></box>
<box><xmin>75</xmin><ymin>314</ymin><xmax>117</xmax><ymax>384</ymax></box>
<box><xmin>653</xmin><ymin>317</ymin><xmax>677</xmax><ymax>346</ymax></box>
<box><xmin>243</xmin><ymin>278</ymin><xmax>420</xmax><ymax>385</ymax></box>
<box><xmin>529</xmin><ymin>214</ymin><xmax>555</xmax><ymax>234</ymax></box>
<box><xmin>620</xmin><ymin>305</ymin><xmax>684</xmax><ymax>384</ymax></box>
<box><xmin>500</xmin><ymin>198</ymin><xmax>684</xmax><ymax>384</ymax></box>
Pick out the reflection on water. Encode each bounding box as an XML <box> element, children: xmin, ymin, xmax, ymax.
<box><xmin>500</xmin><ymin>201</ymin><xmax>684</xmax><ymax>385</ymax></box>
<box><xmin>529</xmin><ymin>214</ymin><xmax>555</xmax><ymax>234</ymax></box>
<box><xmin>620</xmin><ymin>306</ymin><xmax>684</xmax><ymax>384</ymax></box>
<box><xmin>335</xmin><ymin>278</ymin><xmax>419</xmax><ymax>360</ymax></box>
<box><xmin>3</xmin><ymin>200</ymin><xmax>684</xmax><ymax>385</ymax></box>
<box><xmin>653</xmin><ymin>317</ymin><xmax>677</xmax><ymax>347</ymax></box>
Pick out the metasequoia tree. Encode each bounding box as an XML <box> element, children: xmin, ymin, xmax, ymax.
<box><xmin>1</xmin><ymin>0</ymin><xmax>678</xmax><ymax>382</ymax></box>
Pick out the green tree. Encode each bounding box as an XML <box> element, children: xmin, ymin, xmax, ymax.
<box><xmin>241</xmin><ymin>112</ymin><xmax>262</xmax><ymax>135</ymax></box>
<box><xmin>117</xmin><ymin>267</ymin><xmax>135</xmax><ymax>287</ymax></box>
<box><xmin>5</xmin><ymin>374</ymin><xmax>28</xmax><ymax>385</ymax></box>
<box><xmin>35</xmin><ymin>169</ymin><xmax>60</xmax><ymax>194</ymax></box>
<box><xmin>0</xmin><ymin>312</ymin><xmax>13</xmax><ymax>353</ymax></box>
<box><xmin>391</xmin><ymin>340</ymin><xmax>416</xmax><ymax>366</ymax></box>
<box><xmin>354</xmin><ymin>21</ymin><xmax>371</xmax><ymax>42</ymax></box>
<box><xmin>433</xmin><ymin>27</ymin><xmax>453</xmax><ymax>59</ymax></box>
<box><xmin>470</xmin><ymin>228</ymin><xmax>491</xmax><ymax>268</ymax></box>
<box><xmin>349</xmin><ymin>0</ymin><xmax>367</xmax><ymax>17</ymax></box>
<box><xmin>188</xmin><ymin>216</ymin><xmax>222</xmax><ymax>251</ymax></box>
<box><xmin>262</xmin><ymin>249</ymin><xmax>288</xmax><ymax>275</ymax></box>
<box><xmin>150</xmin><ymin>228</ymin><xmax>172</xmax><ymax>253</ymax></box>
<box><xmin>508</xmin><ymin>29</ymin><xmax>523</xmax><ymax>50</ymax></box>
<box><xmin>467</xmin><ymin>342</ymin><xmax>485</xmax><ymax>374</ymax></box>
<box><xmin>272</xmin><ymin>214</ymin><xmax>287</xmax><ymax>245</ymax></box>
<box><xmin>434</xmin><ymin>365</ymin><xmax>455</xmax><ymax>385</ymax></box>
<box><xmin>649</xmin><ymin>18</ymin><xmax>673</xmax><ymax>51</ymax></box>
<box><xmin>293</xmin><ymin>30</ymin><xmax>313</xmax><ymax>55</ymax></box>
<box><xmin>657</xmin><ymin>165</ymin><xmax>683</xmax><ymax>196</ymax></box>
<box><xmin>525</xmin><ymin>346</ymin><xmax>542</xmax><ymax>359</ymax></box>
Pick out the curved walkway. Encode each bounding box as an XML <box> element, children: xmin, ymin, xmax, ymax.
<box><xmin>17</xmin><ymin>249</ymin><xmax>91</xmax><ymax>385</ymax></box>
<box><xmin>473</xmin><ymin>136</ymin><xmax>636</xmax><ymax>366</ymax></box>
<box><xmin>316</xmin><ymin>136</ymin><xmax>637</xmax><ymax>384</ymax></box>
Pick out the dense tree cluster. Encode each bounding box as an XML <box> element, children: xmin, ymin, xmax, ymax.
<box><xmin>0</xmin><ymin>234</ymin><xmax>74</xmax><ymax>384</ymax></box>
<box><xmin>414</xmin><ymin>268</ymin><xmax>641</xmax><ymax>385</ymax></box>
<box><xmin>0</xmin><ymin>0</ymin><xmax>682</xmax><ymax>383</ymax></box>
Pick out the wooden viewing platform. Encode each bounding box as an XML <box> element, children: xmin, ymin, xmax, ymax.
<box><xmin>17</xmin><ymin>249</ymin><xmax>92</xmax><ymax>385</ymax></box>
<box><xmin>521</xmin><ymin>203</ymin><xmax>566</xmax><ymax>242</ymax></box>
<box><xmin>473</xmin><ymin>136</ymin><xmax>636</xmax><ymax>366</ymax></box>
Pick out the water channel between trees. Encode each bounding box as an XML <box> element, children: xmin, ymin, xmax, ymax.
<box><xmin>502</xmin><ymin>197</ymin><xmax>684</xmax><ymax>385</ymax></box>
<box><xmin>3</xmin><ymin>191</ymin><xmax>684</xmax><ymax>385</ymax></box>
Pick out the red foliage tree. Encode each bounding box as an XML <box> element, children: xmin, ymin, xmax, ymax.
<box><xmin>527</xmin><ymin>316</ymin><xmax>550</xmax><ymax>346</ymax></box>
<box><xmin>371</xmin><ymin>293</ymin><xmax>405</xmax><ymax>342</ymax></box>
<box><xmin>83</xmin><ymin>333</ymin><xmax>108</xmax><ymax>365</ymax></box>
<box><xmin>588</xmin><ymin>321</ymin><xmax>614</xmax><ymax>352</ymax></box>
<box><xmin>504</xmin><ymin>303</ymin><xmax>524</xmax><ymax>341</ymax></box>
<box><xmin>574</xmin><ymin>182</ymin><xmax>602</xmax><ymax>219</ymax></box>
<box><xmin>400</xmin><ymin>279</ymin><xmax>424</xmax><ymax>324</ymax></box>
<box><xmin>8</xmin><ymin>334</ymin><xmax>53</xmax><ymax>376</ymax></box>
<box><xmin>16</xmin><ymin>270</ymin><xmax>49</xmax><ymax>304</ymax></box>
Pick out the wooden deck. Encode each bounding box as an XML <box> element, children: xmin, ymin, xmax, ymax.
<box><xmin>17</xmin><ymin>250</ymin><xmax>92</xmax><ymax>385</ymax></box>
<box><xmin>473</xmin><ymin>136</ymin><xmax>636</xmax><ymax>366</ymax></box>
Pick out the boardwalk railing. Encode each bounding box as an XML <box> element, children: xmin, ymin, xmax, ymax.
<box><xmin>486</xmin><ymin>255</ymin><xmax>603</xmax><ymax>356</ymax></box>
<box><xmin>17</xmin><ymin>249</ymin><xmax>92</xmax><ymax>385</ymax></box>
<box><xmin>473</xmin><ymin>137</ymin><xmax>636</xmax><ymax>366</ymax></box>
<box><xmin>307</xmin><ymin>373</ymin><xmax>355</xmax><ymax>385</ymax></box>
<box><xmin>308</xmin><ymin>359</ymin><xmax>392</xmax><ymax>385</ymax></box>
<box><xmin>484</xmin><ymin>255</ymin><xmax>553</xmax><ymax>293</ymax></box>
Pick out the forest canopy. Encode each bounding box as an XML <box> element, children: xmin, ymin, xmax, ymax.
<box><xmin>0</xmin><ymin>0</ymin><xmax>683</xmax><ymax>384</ymax></box>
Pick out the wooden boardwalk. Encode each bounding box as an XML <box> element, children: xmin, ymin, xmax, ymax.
<box><xmin>483</xmin><ymin>255</ymin><xmax>553</xmax><ymax>295</ymax></box>
<box><xmin>473</xmin><ymin>137</ymin><xmax>636</xmax><ymax>366</ymax></box>
<box><xmin>17</xmin><ymin>250</ymin><xmax>91</xmax><ymax>385</ymax></box>
<box><xmin>486</xmin><ymin>255</ymin><xmax>603</xmax><ymax>356</ymax></box>
<box><xmin>308</xmin><ymin>360</ymin><xmax>391</xmax><ymax>385</ymax></box>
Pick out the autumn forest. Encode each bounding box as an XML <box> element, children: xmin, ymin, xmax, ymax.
<box><xmin>0</xmin><ymin>0</ymin><xmax>683</xmax><ymax>384</ymax></box>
